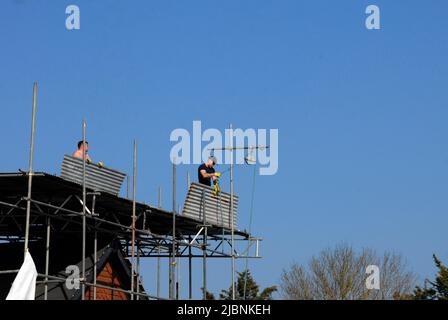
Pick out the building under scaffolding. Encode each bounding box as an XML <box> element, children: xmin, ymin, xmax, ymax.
<box><xmin>0</xmin><ymin>83</ymin><xmax>261</xmax><ymax>300</ymax></box>
<box><xmin>0</xmin><ymin>166</ymin><xmax>261</xmax><ymax>300</ymax></box>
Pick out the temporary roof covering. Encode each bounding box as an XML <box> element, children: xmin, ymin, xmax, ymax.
<box><xmin>0</xmin><ymin>172</ymin><xmax>249</xmax><ymax>239</ymax></box>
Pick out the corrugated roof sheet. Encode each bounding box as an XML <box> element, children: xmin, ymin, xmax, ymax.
<box><xmin>61</xmin><ymin>155</ymin><xmax>126</xmax><ymax>196</ymax></box>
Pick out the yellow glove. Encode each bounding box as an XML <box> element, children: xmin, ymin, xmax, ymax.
<box><xmin>214</xmin><ymin>172</ymin><xmax>221</xmax><ymax>178</ymax></box>
<box><xmin>213</xmin><ymin>181</ymin><xmax>221</xmax><ymax>195</ymax></box>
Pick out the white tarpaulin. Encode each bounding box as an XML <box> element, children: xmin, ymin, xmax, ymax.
<box><xmin>6</xmin><ymin>250</ymin><xmax>38</xmax><ymax>300</ymax></box>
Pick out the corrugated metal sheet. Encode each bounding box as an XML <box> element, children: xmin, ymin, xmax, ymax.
<box><xmin>182</xmin><ymin>182</ymin><xmax>238</xmax><ymax>229</ymax></box>
<box><xmin>60</xmin><ymin>155</ymin><xmax>126</xmax><ymax>195</ymax></box>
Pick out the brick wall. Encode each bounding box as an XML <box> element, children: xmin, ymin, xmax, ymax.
<box><xmin>84</xmin><ymin>261</ymin><xmax>129</xmax><ymax>300</ymax></box>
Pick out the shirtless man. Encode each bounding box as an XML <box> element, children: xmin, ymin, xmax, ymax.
<box><xmin>72</xmin><ymin>140</ymin><xmax>92</xmax><ymax>163</ymax></box>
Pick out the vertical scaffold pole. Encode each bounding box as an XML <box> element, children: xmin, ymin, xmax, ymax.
<box><xmin>177</xmin><ymin>201</ymin><xmax>181</xmax><ymax>299</ymax></box>
<box><xmin>176</xmin><ymin>249</ymin><xmax>180</xmax><ymax>299</ymax></box>
<box><xmin>157</xmin><ymin>187</ymin><xmax>161</xmax><ymax>298</ymax></box>
<box><xmin>202</xmin><ymin>189</ymin><xmax>207</xmax><ymax>300</ymax></box>
<box><xmin>127</xmin><ymin>174</ymin><xmax>130</xmax><ymax>199</ymax></box>
<box><xmin>81</xmin><ymin>119</ymin><xmax>87</xmax><ymax>300</ymax></box>
<box><xmin>187</xmin><ymin>171</ymin><xmax>190</xmax><ymax>191</ymax></box>
<box><xmin>44</xmin><ymin>216</ymin><xmax>50</xmax><ymax>300</ymax></box>
<box><xmin>136</xmin><ymin>240</ymin><xmax>140</xmax><ymax>300</ymax></box>
<box><xmin>93</xmin><ymin>225</ymin><xmax>97</xmax><ymax>300</ymax></box>
<box><xmin>158</xmin><ymin>186</ymin><xmax>162</xmax><ymax>209</ymax></box>
<box><xmin>170</xmin><ymin>159</ymin><xmax>177</xmax><ymax>299</ymax></box>
<box><xmin>157</xmin><ymin>244</ymin><xmax>161</xmax><ymax>298</ymax></box>
<box><xmin>93</xmin><ymin>194</ymin><xmax>97</xmax><ymax>300</ymax></box>
<box><xmin>188</xmin><ymin>235</ymin><xmax>192</xmax><ymax>300</ymax></box>
<box><xmin>24</xmin><ymin>82</ymin><xmax>37</xmax><ymax>258</ymax></box>
<box><xmin>131</xmin><ymin>140</ymin><xmax>137</xmax><ymax>300</ymax></box>
<box><xmin>229</xmin><ymin>123</ymin><xmax>236</xmax><ymax>300</ymax></box>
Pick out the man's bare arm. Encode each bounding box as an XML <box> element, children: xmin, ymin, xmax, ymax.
<box><xmin>200</xmin><ymin>169</ymin><xmax>217</xmax><ymax>181</ymax></box>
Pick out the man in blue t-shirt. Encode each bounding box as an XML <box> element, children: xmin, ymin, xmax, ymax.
<box><xmin>198</xmin><ymin>156</ymin><xmax>220</xmax><ymax>186</ymax></box>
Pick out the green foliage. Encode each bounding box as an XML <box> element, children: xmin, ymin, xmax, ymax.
<box><xmin>219</xmin><ymin>270</ymin><xmax>277</xmax><ymax>300</ymax></box>
<box><xmin>200</xmin><ymin>288</ymin><xmax>216</xmax><ymax>300</ymax></box>
<box><xmin>412</xmin><ymin>255</ymin><xmax>448</xmax><ymax>300</ymax></box>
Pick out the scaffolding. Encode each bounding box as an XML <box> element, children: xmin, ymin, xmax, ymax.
<box><xmin>0</xmin><ymin>83</ymin><xmax>261</xmax><ymax>300</ymax></box>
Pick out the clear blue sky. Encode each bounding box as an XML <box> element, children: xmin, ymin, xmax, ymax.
<box><xmin>1</xmin><ymin>0</ymin><xmax>447</xmax><ymax>299</ymax></box>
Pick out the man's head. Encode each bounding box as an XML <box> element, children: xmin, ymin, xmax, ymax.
<box><xmin>77</xmin><ymin>140</ymin><xmax>89</xmax><ymax>153</ymax></box>
<box><xmin>206</xmin><ymin>156</ymin><xmax>217</xmax><ymax>168</ymax></box>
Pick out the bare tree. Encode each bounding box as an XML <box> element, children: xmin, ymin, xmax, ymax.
<box><xmin>280</xmin><ymin>243</ymin><xmax>417</xmax><ymax>300</ymax></box>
